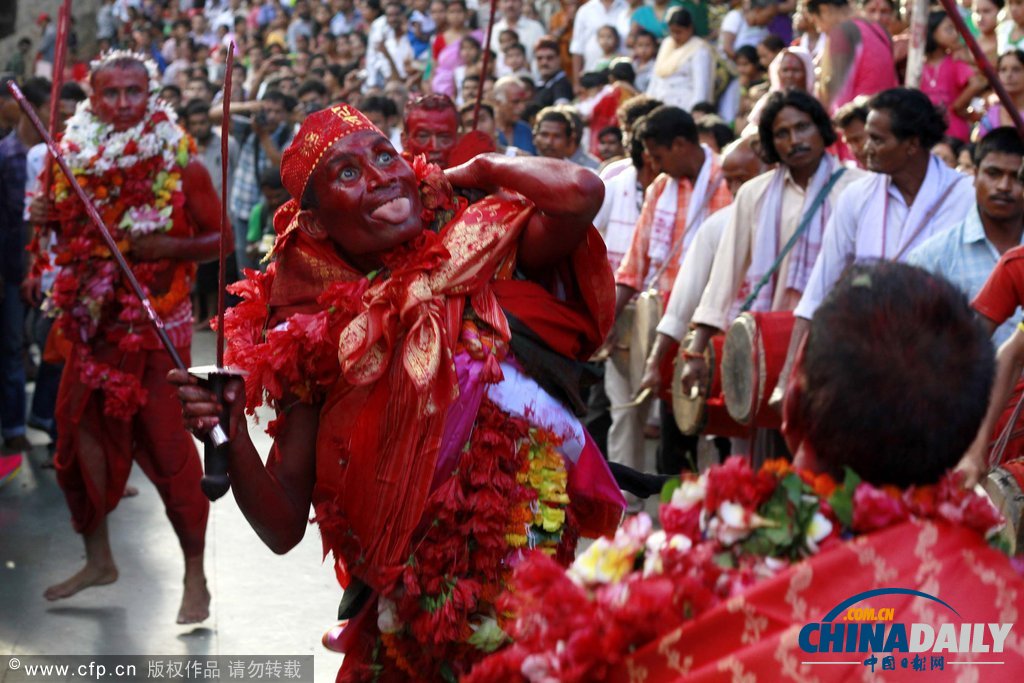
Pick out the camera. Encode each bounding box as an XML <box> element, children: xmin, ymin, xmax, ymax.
<box><xmin>254</xmin><ymin>110</ymin><xmax>268</xmax><ymax>126</ymax></box>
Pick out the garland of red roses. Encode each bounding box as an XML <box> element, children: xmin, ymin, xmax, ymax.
<box><xmin>366</xmin><ymin>399</ymin><xmax>578</xmax><ymax>681</ymax></box>
<box><xmin>36</xmin><ymin>112</ymin><xmax>196</xmax><ymax>420</ymax></box>
<box><xmin>464</xmin><ymin>457</ymin><xmax>1006</xmax><ymax>682</ymax></box>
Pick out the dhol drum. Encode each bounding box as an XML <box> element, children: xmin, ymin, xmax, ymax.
<box><xmin>980</xmin><ymin>458</ymin><xmax>1024</xmax><ymax>554</ymax></box>
<box><xmin>671</xmin><ymin>331</ymin><xmax>746</xmax><ymax>438</ymax></box>
<box><xmin>721</xmin><ymin>311</ymin><xmax>795</xmax><ymax>430</ymax></box>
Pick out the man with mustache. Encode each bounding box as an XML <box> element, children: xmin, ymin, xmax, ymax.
<box><xmin>937</xmin><ymin>130</ymin><xmax>1024</xmax><ymax>487</ymax></box>
<box><xmin>775</xmin><ymin>88</ymin><xmax>975</xmax><ymax>409</ymax></box>
<box><xmin>678</xmin><ymin>91</ymin><xmax>863</xmax><ymax>444</ymax></box>
<box><xmin>909</xmin><ymin>127</ymin><xmax>1024</xmax><ymax>347</ymax></box>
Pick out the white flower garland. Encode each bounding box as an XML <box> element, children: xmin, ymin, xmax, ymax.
<box><xmin>59</xmin><ymin>96</ymin><xmax>186</xmax><ymax>236</ymax></box>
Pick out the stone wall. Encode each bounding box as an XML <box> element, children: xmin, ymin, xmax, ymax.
<box><xmin>2</xmin><ymin>0</ymin><xmax>103</xmax><ymax>79</ymax></box>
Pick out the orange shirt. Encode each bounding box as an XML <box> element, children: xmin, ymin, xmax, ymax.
<box><xmin>615</xmin><ymin>156</ymin><xmax>733</xmax><ymax>300</ymax></box>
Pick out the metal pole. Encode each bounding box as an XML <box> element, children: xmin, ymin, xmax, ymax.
<box><xmin>904</xmin><ymin>0</ymin><xmax>929</xmax><ymax>88</ymax></box>
<box><xmin>935</xmin><ymin>0</ymin><xmax>1024</xmax><ymax>137</ymax></box>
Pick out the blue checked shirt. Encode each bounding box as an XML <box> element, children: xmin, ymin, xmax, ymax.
<box><xmin>908</xmin><ymin>205</ymin><xmax>1024</xmax><ymax>346</ymax></box>
<box><xmin>229</xmin><ymin>124</ymin><xmax>292</xmax><ymax>224</ymax></box>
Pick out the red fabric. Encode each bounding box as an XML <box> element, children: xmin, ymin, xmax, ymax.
<box><xmin>612</xmin><ymin>518</ymin><xmax>1024</xmax><ymax>682</ymax></box>
<box><xmin>310</xmin><ymin>192</ymin><xmax>614</xmax><ymax>594</ymax></box>
<box><xmin>279</xmin><ymin>103</ymin><xmax>381</xmax><ymax>205</ymax></box>
<box><xmin>973</xmin><ymin>245</ymin><xmax>1024</xmax><ymax>328</ymax></box>
<box><xmin>54</xmin><ymin>345</ymin><xmax>208</xmax><ymax>555</ymax></box>
<box><xmin>491</xmin><ymin>226</ymin><xmax>612</xmax><ymax>361</ymax></box>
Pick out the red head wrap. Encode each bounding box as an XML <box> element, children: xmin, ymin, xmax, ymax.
<box><xmin>280</xmin><ymin>103</ymin><xmax>382</xmax><ymax>207</ymax></box>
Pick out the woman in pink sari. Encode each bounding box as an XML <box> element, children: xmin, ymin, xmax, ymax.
<box><xmin>431</xmin><ymin>0</ymin><xmax>481</xmax><ymax>97</ymax></box>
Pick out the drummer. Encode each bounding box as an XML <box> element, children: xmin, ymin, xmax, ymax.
<box><xmin>604</xmin><ymin>105</ymin><xmax>733</xmax><ymax>488</ymax></box>
<box><xmin>774</xmin><ymin>88</ymin><xmax>975</xmax><ymax>413</ymax></box>
<box><xmin>636</xmin><ymin>136</ymin><xmax>765</xmax><ymax>401</ymax></box>
<box><xmin>678</xmin><ymin>91</ymin><xmax>863</xmax><ymax>430</ymax></box>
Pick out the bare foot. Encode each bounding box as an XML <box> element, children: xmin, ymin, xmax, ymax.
<box><xmin>43</xmin><ymin>562</ymin><xmax>118</xmax><ymax>601</ymax></box>
<box><xmin>177</xmin><ymin>575</ymin><xmax>211</xmax><ymax>624</ymax></box>
<box><xmin>122</xmin><ymin>485</ymin><xmax>139</xmax><ymax>498</ymax></box>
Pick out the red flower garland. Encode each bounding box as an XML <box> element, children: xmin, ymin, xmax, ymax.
<box><xmin>465</xmin><ymin>458</ymin><xmax>1006</xmax><ymax>682</ymax></box>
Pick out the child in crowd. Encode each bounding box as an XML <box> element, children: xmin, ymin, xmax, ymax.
<box><xmin>503</xmin><ymin>43</ymin><xmax>533</xmax><ymax>78</ymax></box>
<box><xmin>594</xmin><ymin>25</ymin><xmax>623</xmax><ymax>72</ymax></box>
<box><xmin>454</xmin><ymin>35</ymin><xmax>483</xmax><ymax>105</ymax></box>
<box><xmin>632</xmin><ymin>29</ymin><xmax>658</xmax><ymax>92</ymax></box>
<box><xmin>921</xmin><ymin>9</ymin><xmax>979</xmax><ymax>141</ymax></box>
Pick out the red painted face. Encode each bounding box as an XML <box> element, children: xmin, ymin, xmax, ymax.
<box><xmin>307</xmin><ymin>130</ymin><xmax>424</xmax><ymax>270</ymax></box>
<box><xmin>402</xmin><ymin>108</ymin><xmax>459</xmax><ymax>168</ymax></box>
<box><xmin>90</xmin><ymin>65</ymin><xmax>150</xmax><ymax>131</ymax></box>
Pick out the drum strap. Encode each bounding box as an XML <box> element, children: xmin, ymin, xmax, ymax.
<box><xmin>740</xmin><ymin>168</ymin><xmax>846</xmax><ymax>313</ymax></box>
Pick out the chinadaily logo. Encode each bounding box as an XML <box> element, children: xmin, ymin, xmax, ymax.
<box><xmin>799</xmin><ymin>588</ymin><xmax>1014</xmax><ymax>674</ymax></box>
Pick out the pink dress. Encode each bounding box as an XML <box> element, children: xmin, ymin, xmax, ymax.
<box><xmin>830</xmin><ymin>19</ymin><xmax>898</xmax><ymax>114</ymax></box>
<box><xmin>920</xmin><ymin>55</ymin><xmax>975</xmax><ymax>141</ymax></box>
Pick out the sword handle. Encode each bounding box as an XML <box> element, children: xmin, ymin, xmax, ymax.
<box><xmin>199</xmin><ymin>372</ymin><xmax>232</xmax><ymax>501</ymax></box>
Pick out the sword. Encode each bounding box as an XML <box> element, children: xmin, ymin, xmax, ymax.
<box><xmin>190</xmin><ymin>41</ymin><xmax>240</xmax><ymax>501</ymax></box>
<box><xmin>8</xmin><ymin>79</ymin><xmax>234</xmax><ymax>500</ymax></box>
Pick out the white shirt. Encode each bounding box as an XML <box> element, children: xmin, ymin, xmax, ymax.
<box><xmin>720</xmin><ymin>9</ymin><xmax>769</xmax><ymax>53</ymax></box>
<box><xmin>645</xmin><ymin>38</ymin><xmax>714</xmax><ymax>112</ymax></box>
<box><xmin>491</xmin><ymin>17</ymin><xmax>547</xmax><ymax>61</ymax></box>
<box><xmin>570</xmin><ymin>0</ymin><xmax>630</xmax><ymax>72</ymax></box>
<box><xmin>795</xmin><ymin>159</ymin><xmax>975</xmax><ymax>320</ymax></box>
<box><xmin>366</xmin><ymin>21</ymin><xmax>413</xmax><ymax>90</ymax></box>
<box><xmin>593</xmin><ymin>164</ymin><xmax>644</xmax><ymax>273</ymax></box>
<box><xmin>657</xmin><ymin>205</ymin><xmax>733</xmax><ymax>341</ymax></box>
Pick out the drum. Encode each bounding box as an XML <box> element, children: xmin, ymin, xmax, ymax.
<box><xmin>671</xmin><ymin>331</ymin><xmax>746</xmax><ymax>437</ymax></box>
<box><xmin>721</xmin><ymin>311</ymin><xmax>795</xmax><ymax>429</ymax></box>
<box><xmin>980</xmin><ymin>459</ymin><xmax>1024</xmax><ymax>554</ymax></box>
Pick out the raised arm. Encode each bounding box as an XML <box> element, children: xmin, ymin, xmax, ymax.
<box><xmin>958</xmin><ymin>328</ymin><xmax>1024</xmax><ymax>487</ymax></box>
<box><xmin>445</xmin><ymin>153</ymin><xmax>604</xmax><ymax>271</ymax></box>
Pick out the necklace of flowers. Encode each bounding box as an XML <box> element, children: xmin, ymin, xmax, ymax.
<box><xmin>463</xmin><ymin>457</ymin><xmax>1007</xmax><ymax>682</ymax></box>
<box><xmin>41</xmin><ymin>97</ymin><xmax>194</xmax><ymax>419</ymax></box>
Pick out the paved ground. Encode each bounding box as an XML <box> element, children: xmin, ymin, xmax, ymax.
<box><xmin>0</xmin><ymin>329</ymin><xmax>343</xmax><ymax>682</ymax></box>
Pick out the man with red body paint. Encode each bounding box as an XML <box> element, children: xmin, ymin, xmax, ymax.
<box><xmin>36</xmin><ymin>53</ymin><xmax>222</xmax><ymax>624</ymax></box>
<box><xmin>169</xmin><ymin>103</ymin><xmax>625</xmax><ymax>680</ymax></box>
<box><xmin>400</xmin><ymin>93</ymin><xmax>460</xmax><ymax>168</ymax></box>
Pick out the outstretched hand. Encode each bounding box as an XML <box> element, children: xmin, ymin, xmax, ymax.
<box><xmin>167</xmin><ymin>369</ymin><xmax>248</xmax><ymax>442</ymax></box>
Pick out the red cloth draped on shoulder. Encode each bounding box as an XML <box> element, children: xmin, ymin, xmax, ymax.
<box><xmin>262</xmin><ymin>191</ymin><xmax>614</xmax><ymax>593</ymax></box>
<box><xmin>611</xmin><ymin>519</ymin><xmax>1024</xmax><ymax>682</ymax></box>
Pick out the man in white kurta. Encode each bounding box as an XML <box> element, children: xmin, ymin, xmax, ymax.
<box><xmin>778</xmin><ymin>88</ymin><xmax>975</xmax><ymax>405</ymax></box>
<box><xmin>677</xmin><ymin>92</ymin><xmax>864</xmax><ymax>431</ymax></box>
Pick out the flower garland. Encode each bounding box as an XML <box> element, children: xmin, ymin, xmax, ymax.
<box><xmin>38</xmin><ymin>95</ymin><xmax>195</xmax><ymax>419</ymax></box>
<box><xmin>367</xmin><ymin>400</ymin><xmax>576</xmax><ymax>681</ymax></box>
<box><xmin>465</xmin><ymin>457</ymin><xmax>1006</xmax><ymax>682</ymax></box>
